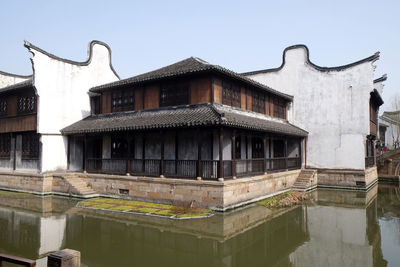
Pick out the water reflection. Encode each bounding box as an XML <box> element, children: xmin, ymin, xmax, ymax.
<box><xmin>0</xmin><ymin>184</ymin><xmax>399</xmax><ymax>267</ymax></box>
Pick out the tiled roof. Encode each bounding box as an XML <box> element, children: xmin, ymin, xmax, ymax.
<box><xmin>0</xmin><ymin>79</ymin><xmax>33</xmax><ymax>94</ymax></box>
<box><xmin>90</xmin><ymin>57</ymin><xmax>293</xmax><ymax>100</ymax></box>
<box><xmin>61</xmin><ymin>103</ymin><xmax>307</xmax><ymax>137</ymax></box>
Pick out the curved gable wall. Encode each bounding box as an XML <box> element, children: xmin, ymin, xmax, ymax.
<box><xmin>25</xmin><ymin>41</ymin><xmax>119</xmax><ymax>172</ymax></box>
<box><xmin>245</xmin><ymin>46</ymin><xmax>377</xmax><ymax>170</ymax></box>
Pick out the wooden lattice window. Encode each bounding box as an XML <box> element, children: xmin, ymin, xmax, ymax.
<box><xmin>112</xmin><ymin>90</ymin><xmax>134</xmax><ymax>112</ymax></box>
<box><xmin>0</xmin><ymin>134</ymin><xmax>11</xmax><ymax>158</ymax></box>
<box><xmin>0</xmin><ymin>98</ymin><xmax>7</xmax><ymax>117</ymax></box>
<box><xmin>22</xmin><ymin>133</ymin><xmax>39</xmax><ymax>159</ymax></box>
<box><xmin>252</xmin><ymin>91</ymin><xmax>265</xmax><ymax>114</ymax></box>
<box><xmin>222</xmin><ymin>82</ymin><xmax>240</xmax><ymax>108</ymax></box>
<box><xmin>273</xmin><ymin>97</ymin><xmax>286</xmax><ymax>119</ymax></box>
<box><xmin>17</xmin><ymin>94</ymin><xmax>36</xmax><ymax>114</ymax></box>
<box><xmin>160</xmin><ymin>84</ymin><xmax>189</xmax><ymax>107</ymax></box>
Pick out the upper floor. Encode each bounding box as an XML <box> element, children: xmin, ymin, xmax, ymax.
<box><xmin>0</xmin><ymin>77</ymin><xmax>37</xmax><ymax>133</ymax></box>
<box><xmin>89</xmin><ymin>57</ymin><xmax>292</xmax><ymax>120</ymax></box>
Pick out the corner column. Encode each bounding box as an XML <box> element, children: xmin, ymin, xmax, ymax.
<box><xmin>219</xmin><ymin>127</ymin><xmax>224</xmax><ymax>181</ymax></box>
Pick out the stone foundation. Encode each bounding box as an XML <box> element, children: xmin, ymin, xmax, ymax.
<box><xmin>316</xmin><ymin>167</ymin><xmax>378</xmax><ymax>190</ymax></box>
<box><xmin>0</xmin><ymin>167</ymin><xmax>378</xmax><ymax>210</ymax></box>
<box><xmin>0</xmin><ymin>170</ymin><xmax>300</xmax><ymax>211</ymax></box>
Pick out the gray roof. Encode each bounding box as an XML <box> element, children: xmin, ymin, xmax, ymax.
<box><xmin>90</xmin><ymin>57</ymin><xmax>293</xmax><ymax>101</ymax></box>
<box><xmin>61</xmin><ymin>103</ymin><xmax>307</xmax><ymax>137</ymax></box>
<box><xmin>0</xmin><ymin>79</ymin><xmax>33</xmax><ymax>94</ymax></box>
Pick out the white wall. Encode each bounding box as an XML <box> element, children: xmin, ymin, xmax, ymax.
<box><xmin>0</xmin><ymin>72</ymin><xmax>30</xmax><ymax>88</ymax></box>
<box><xmin>245</xmin><ymin>46</ymin><xmax>377</xmax><ymax>170</ymax></box>
<box><xmin>26</xmin><ymin>41</ymin><xmax>119</xmax><ymax>172</ymax></box>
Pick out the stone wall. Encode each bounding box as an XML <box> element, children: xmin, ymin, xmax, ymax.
<box><xmin>0</xmin><ymin>170</ymin><xmax>300</xmax><ymax>211</ymax></box>
<box><xmin>316</xmin><ymin>167</ymin><xmax>378</xmax><ymax>189</ymax></box>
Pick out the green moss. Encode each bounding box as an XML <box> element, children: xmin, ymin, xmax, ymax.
<box><xmin>257</xmin><ymin>191</ymin><xmax>308</xmax><ymax>209</ymax></box>
<box><xmin>0</xmin><ymin>190</ymin><xmax>33</xmax><ymax>198</ymax></box>
<box><xmin>111</xmin><ymin>205</ymin><xmax>133</xmax><ymax>211</ymax></box>
<box><xmin>77</xmin><ymin>198</ymin><xmax>212</xmax><ymax>219</ymax></box>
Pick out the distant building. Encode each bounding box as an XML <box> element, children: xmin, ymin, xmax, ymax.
<box><xmin>379</xmin><ymin>111</ymin><xmax>400</xmax><ymax>150</ymax></box>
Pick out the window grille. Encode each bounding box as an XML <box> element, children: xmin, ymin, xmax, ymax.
<box><xmin>17</xmin><ymin>95</ymin><xmax>35</xmax><ymax>114</ymax></box>
<box><xmin>0</xmin><ymin>134</ymin><xmax>10</xmax><ymax>158</ymax></box>
<box><xmin>252</xmin><ymin>91</ymin><xmax>265</xmax><ymax>114</ymax></box>
<box><xmin>0</xmin><ymin>99</ymin><xmax>7</xmax><ymax>117</ymax></box>
<box><xmin>160</xmin><ymin>85</ymin><xmax>188</xmax><ymax>107</ymax></box>
<box><xmin>222</xmin><ymin>82</ymin><xmax>240</xmax><ymax>108</ymax></box>
<box><xmin>111</xmin><ymin>90</ymin><xmax>134</xmax><ymax>112</ymax></box>
<box><xmin>22</xmin><ymin>133</ymin><xmax>39</xmax><ymax>159</ymax></box>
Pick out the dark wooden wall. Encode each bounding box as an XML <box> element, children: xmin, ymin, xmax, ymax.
<box><xmin>0</xmin><ymin>87</ymin><xmax>37</xmax><ymax>133</ymax></box>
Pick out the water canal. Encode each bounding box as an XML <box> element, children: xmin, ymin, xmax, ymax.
<box><xmin>0</xmin><ymin>184</ymin><xmax>399</xmax><ymax>267</ymax></box>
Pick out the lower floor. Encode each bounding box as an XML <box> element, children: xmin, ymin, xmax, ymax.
<box><xmin>68</xmin><ymin>127</ymin><xmax>303</xmax><ymax>180</ymax></box>
<box><xmin>0</xmin><ymin>131</ymin><xmax>40</xmax><ymax>172</ymax></box>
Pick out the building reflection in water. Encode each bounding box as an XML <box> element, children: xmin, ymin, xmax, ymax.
<box><xmin>0</xmin><ymin>183</ymin><xmax>397</xmax><ymax>267</ymax></box>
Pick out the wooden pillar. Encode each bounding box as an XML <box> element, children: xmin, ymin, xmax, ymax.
<box><xmin>304</xmin><ymin>138</ymin><xmax>307</xmax><ymax>169</ymax></box>
<box><xmin>83</xmin><ymin>135</ymin><xmax>87</xmax><ymax>173</ymax></box>
<box><xmin>231</xmin><ymin>130</ymin><xmax>236</xmax><ymax>179</ymax></box>
<box><xmin>245</xmin><ymin>135</ymin><xmax>249</xmax><ymax>173</ymax></box>
<box><xmin>197</xmin><ymin>130</ymin><xmax>202</xmax><ymax>180</ymax></box>
<box><xmin>67</xmin><ymin>135</ymin><xmax>71</xmax><ymax>171</ymax></box>
<box><xmin>219</xmin><ymin>127</ymin><xmax>224</xmax><ymax>180</ymax></box>
<box><xmin>126</xmin><ymin>132</ymin><xmax>131</xmax><ymax>175</ymax></box>
<box><xmin>12</xmin><ymin>133</ymin><xmax>16</xmax><ymax>171</ymax></box>
<box><xmin>263</xmin><ymin>135</ymin><xmax>267</xmax><ymax>173</ymax></box>
<box><xmin>175</xmin><ymin>131</ymin><xmax>179</xmax><ymax>175</ymax></box>
<box><xmin>298</xmin><ymin>138</ymin><xmax>302</xmax><ymax>169</ymax></box>
<box><xmin>284</xmin><ymin>138</ymin><xmax>288</xmax><ymax>169</ymax></box>
<box><xmin>142</xmin><ymin>135</ymin><xmax>146</xmax><ymax>173</ymax></box>
<box><xmin>160</xmin><ymin>130</ymin><xmax>165</xmax><ymax>177</ymax></box>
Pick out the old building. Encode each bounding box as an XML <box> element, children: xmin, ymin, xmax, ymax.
<box><xmin>243</xmin><ymin>45</ymin><xmax>385</xmax><ymax>189</ymax></box>
<box><xmin>0</xmin><ymin>41</ymin><xmax>389</xmax><ymax>209</ymax></box>
<box><xmin>379</xmin><ymin>111</ymin><xmax>400</xmax><ymax>150</ymax></box>
<box><xmin>0</xmin><ymin>41</ymin><xmax>119</xmax><ymax>173</ymax></box>
<box><xmin>62</xmin><ymin>57</ymin><xmax>307</xmax><ymax>180</ymax></box>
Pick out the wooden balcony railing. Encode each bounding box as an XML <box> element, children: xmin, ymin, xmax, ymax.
<box><xmin>0</xmin><ymin>253</ymin><xmax>36</xmax><ymax>267</ymax></box>
<box><xmin>86</xmin><ymin>157</ymin><xmax>301</xmax><ymax>180</ymax></box>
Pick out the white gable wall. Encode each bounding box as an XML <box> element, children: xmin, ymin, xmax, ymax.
<box><xmin>27</xmin><ymin>42</ymin><xmax>119</xmax><ymax>172</ymax></box>
<box><xmin>246</xmin><ymin>47</ymin><xmax>375</xmax><ymax>170</ymax></box>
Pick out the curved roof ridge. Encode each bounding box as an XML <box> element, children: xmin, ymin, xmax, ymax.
<box><xmin>0</xmin><ymin>79</ymin><xmax>33</xmax><ymax>94</ymax></box>
<box><xmin>242</xmin><ymin>44</ymin><xmax>380</xmax><ymax>75</ymax></box>
<box><xmin>24</xmin><ymin>40</ymin><xmax>120</xmax><ymax>79</ymax></box>
<box><xmin>374</xmin><ymin>74</ymin><xmax>387</xmax><ymax>83</ymax></box>
<box><xmin>0</xmin><ymin>70</ymin><xmax>32</xmax><ymax>79</ymax></box>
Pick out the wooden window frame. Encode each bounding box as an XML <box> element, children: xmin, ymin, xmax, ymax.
<box><xmin>252</xmin><ymin>90</ymin><xmax>266</xmax><ymax>114</ymax></box>
<box><xmin>0</xmin><ymin>134</ymin><xmax>11</xmax><ymax>159</ymax></box>
<box><xmin>222</xmin><ymin>81</ymin><xmax>240</xmax><ymax>108</ymax></box>
<box><xmin>160</xmin><ymin>84</ymin><xmax>189</xmax><ymax>107</ymax></box>
<box><xmin>111</xmin><ymin>90</ymin><xmax>134</xmax><ymax>112</ymax></box>
<box><xmin>91</xmin><ymin>96</ymin><xmax>101</xmax><ymax>115</ymax></box>
<box><xmin>17</xmin><ymin>94</ymin><xmax>36</xmax><ymax>115</ymax></box>
<box><xmin>21</xmin><ymin>133</ymin><xmax>39</xmax><ymax>160</ymax></box>
<box><xmin>0</xmin><ymin>98</ymin><xmax>7</xmax><ymax>117</ymax></box>
<box><xmin>273</xmin><ymin>97</ymin><xmax>286</xmax><ymax>119</ymax></box>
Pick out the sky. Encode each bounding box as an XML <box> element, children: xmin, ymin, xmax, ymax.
<box><xmin>0</xmin><ymin>0</ymin><xmax>399</xmax><ymax>112</ymax></box>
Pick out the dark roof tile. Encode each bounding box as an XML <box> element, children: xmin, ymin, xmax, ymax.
<box><xmin>61</xmin><ymin>103</ymin><xmax>307</xmax><ymax>137</ymax></box>
<box><xmin>90</xmin><ymin>57</ymin><xmax>293</xmax><ymax>100</ymax></box>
